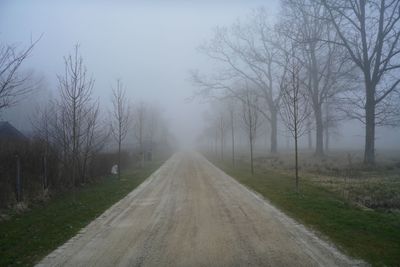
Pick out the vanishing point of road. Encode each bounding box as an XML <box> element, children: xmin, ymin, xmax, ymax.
<box><xmin>37</xmin><ymin>152</ymin><xmax>364</xmax><ymax>267</ymax></box>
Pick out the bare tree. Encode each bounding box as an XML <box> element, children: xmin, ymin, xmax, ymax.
<box><xmin>0</xmin><ymin>38</ymin><xmax>40</xmax><ymax>112</ymax></box>
<box><xmin>134</xmin><ymin>102</ymin><xmax>147</xmax><ymax>166</ymax></box>
<box><xmin>110</xmin><ymin>79</ymin><xmax>130</xmax><ymax>179</ymax></box>
<box><xmin>146</xmin><ymin>105</ymin><xmax>162</xmax><ymax>154</ymax></box>
<box><xmin>206</xmin><ymin>103</ymin><xmax>227</xmax><ymax>161</ymax></box>
<box><xmin>79</xmin><ymin>102</ymin><xmax>107</xmax><ymax>183</ymax></box>
<box><xmin>280</xmin><ymin>55</ymin><xmax>311</xmax><ymax>193</ymax></box>
<box><xmin>57</xmin><ymin>44</ymin><xmax>95</xmax><ymax>186</ymax></box>
<box><xmin>279</xmin><ymin>0</ymin><xmax>351</xmax><ymax>156</ymax></box>
<box><xmin>323</xmin><ymin>100</ymin><xmax>341</xmax><ymax>152</ymax></box>
<box><xmin>241</xmin><ymin>84</ymin><xmax>261</xmax><ymax>175</ymax></box>
<box><xmin>226</xmin><ymin>100</ymin><xmax>237</xmax><ymax>166</ymax></box>
<box><xmin>321</xmin><ymin>0</ymin><xmax>400</xmax><ymax>164</ymax></box>
<box><xmin>217</xmin><ymin>112</ymin><xmax>226</xmax><ymax>161</ymax></box>
<box><xmin>306</xmin><ymin>118</ymin><xmax>313</xmax><ymax>150</ymax></box>
<box><xmin>192</xmin><ymin>8</ymin><xmax>289</xmax><ymax>154</ymax></box>
<box><xmin>32</xmin><ymin>46</ymin><xmax>104</xmax><ymax>188</ymax></box>
<box><xmin>32</xmin><ymin>102</ymin><xmax>57</xmax><ymax>190</ymax></box>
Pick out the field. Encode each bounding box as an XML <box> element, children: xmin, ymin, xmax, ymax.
<box><xmin>254</xmin><ymin>150</ymin><xmax>400</xmax><ymax>211</ymax></box>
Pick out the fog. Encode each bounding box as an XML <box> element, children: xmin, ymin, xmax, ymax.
<box><xmin>0</xmin><ymin>0</ymin><xmax>399</xmax><ymax>151</ymax></box>
<box><xmin>3</xmin><ymin>2</ymin><xmax>400</xmax><ymax>265</ymax></box>
<box><xmin>0</xmin><ymin>0</ymin><xmax>279</xmax><ymax>147</ymax></box>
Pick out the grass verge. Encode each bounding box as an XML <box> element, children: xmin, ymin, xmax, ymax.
<box><xmin>0</xmin><ymin>160</ymin><xmax>164</xmax><ymax>267</ymax></box>
<box><xmin>214</xmin><ymin>160</ymin><xmax>400</xmax><ymax>267</ymax></box>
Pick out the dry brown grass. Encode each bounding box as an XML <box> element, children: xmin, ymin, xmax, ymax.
<box><xmin>251</xmin><ymin>150</ymin><xmax>400</xmax><ymax>211</ymax></box>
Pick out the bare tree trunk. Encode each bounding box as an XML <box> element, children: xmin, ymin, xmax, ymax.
<box><xmin>295</xmin><ymin>127</ymin><xmax>299</xmax><ymax>194</ymax></box>
<box><xmin>286</xmin><ymin>129</ymin><xmax>290</xmax><ymax>149</ymax></box>
<box><xmin>310</xmin><ymin>43</ymin><xmax>324</xmax><ymax>157</ymax></box>
<box><xmin>230</xmin><ymin>110</ymin><xmax>235</xmax><ymax>167</ymax></box>
<box><xmin>307</xmin><ymin>119</ymin><xmax>312</xmax><ymax>150</ymax></box>
<box><xmin>118</xmin><ymin>139</ymin><xmax>121</xmax><ymax>179</ymax></box>
<box><xmin>134</xmin><ymin>103</ymin><xmax>146</xmax><ymax>168</ymax></box>
<box><xmin>293</xmin><ymin>86</ymin><xmax>299</xmax><ymax>194</ymax></box>
<box><xmin>220</xmin><ymin>128</ymin><xmax>224</xmax><ymax>161</ymax></box>
<box><xmin>270</xmin><ymin>109</ymin><xmax>278</xmax><ymax>154</ymax></box>
<box><xmin>72</xmin><ymin>101</ymin><xmax>77</xmax><ymax>187</ymax></box>
<box><xmin>315</xmin><ymin>104</ymin><xmax>324</xmax><ymax>157</ymax></box>
<box><xmin>140</xmin><ymin>125</ymin><xmax>144</xmax><ymax>168</ymax></box>
<box><xmin>325</xmin><ymin>127</ymin><xmax>329</xmax><ymax>153</ymax></box>
<box><xmin>364</xmin><ymin>86</ymin><xmax>375</xmax><ymax>164</ymax></box>
<box><xmin>250</xmin><ymin>135</ymin><xmax>254</xmax><ymax>175</ymax></box>
<box><xmin>243</xmin><ymin>89</ymin><xmax>259</xmax><ymax>175</ymax></box>
<box><xmin>220</xmin><ymin>137</ymin><xmax>224</xmax><ymax>161</ymax></box>
<box><xmin>249</xmin><ymin>115</ymin><xmax>254</xmax><ymax>176</ymax></box>
<box><xmin>215</xmin><ymin>128</ymin><xmax>218</xmax><ymax>158</ymax></box>
<box><xmin>324</xmin><ymin>103</ymin><xmax>330</xmax><ymax>153</ymax></box>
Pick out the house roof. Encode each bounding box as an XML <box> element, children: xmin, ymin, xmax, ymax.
<box><xmin>0</xmin><ymin>121</ymin><xmax>27</xmax><ymax>140</ymax></box>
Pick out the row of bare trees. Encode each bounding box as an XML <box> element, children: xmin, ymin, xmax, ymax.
<box><xmin>193</xmin><ymin>0</ymin><xmax>400</xmax><ymax>166</ymax></box>
<box><xmin>33</xmin><ymin>45</ymin><xmax>172</xmax><ymax>184</ymax></box>
<box><xmin>0</xmin><ymin>40</ymin><xmax>173</xmax><ymax>206</ymax></box>
<box><xmin>197</xmin><ymin>88</ymin><xmax>262</xmax><ymax>176</ymax></box>
<box><xmin>110</xmin><ymin>81</ymin><xmax>169</xmax><ymax>173</ymax></box>
<box><xmin>33</xmin><ymin>45</ymin><xmax>107</xmax><ymax>188</ymax></box>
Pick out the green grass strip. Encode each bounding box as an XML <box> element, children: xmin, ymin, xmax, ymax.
<box><xmin>215</xmin><ymin>160</ymin><xmax>400</xmax><ymax>267</ymax></box>
<box><xmin>0</xmin><ymin>161</ymin><xmax>163</xmax><ymax>267</ymax></box>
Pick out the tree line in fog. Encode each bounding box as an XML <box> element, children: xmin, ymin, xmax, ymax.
<box><xmin>0</xmin><ymin>42</ymin><xmax>174</xmax><ymax>206</ymax></box>
<box><xmin>192</xmin><ymin>0</ymin><xmax>400</xmax><ymax>171</ymax></box>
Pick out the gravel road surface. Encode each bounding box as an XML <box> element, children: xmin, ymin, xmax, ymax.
<box><xmin>37</xmin><ymin>152</ymin><xmax>364</xmax><ymax>267</ymax></box>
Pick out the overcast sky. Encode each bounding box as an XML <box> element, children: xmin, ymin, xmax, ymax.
<box><xmin>1</xmin><ymin>0</ymin><xmax>399</xmax><ymax>150</ymax></box>
<box><xmin>0</xmin><ymin>0</ymin><xmax>280</xmax><ymax>147</ymax></box>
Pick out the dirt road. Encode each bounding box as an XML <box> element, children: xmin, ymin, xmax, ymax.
<box><xmin>37</xmin><ymin>152</ymin><xmax>364</xmax><ymax>267</ymax></box>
